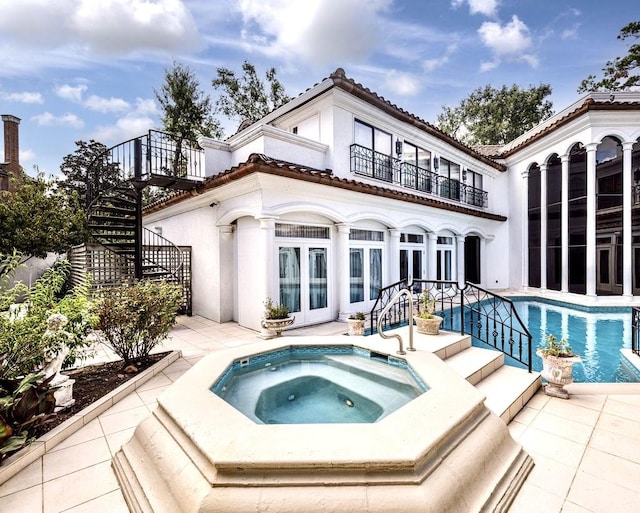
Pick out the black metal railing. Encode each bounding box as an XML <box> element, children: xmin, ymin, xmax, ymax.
<box><xmin>632</xmin><ymin>306</ymin><xmax>640</xmax><ymax>355</ymax></box>
<box><xmin>369</xmin><ymin>279</ymin><xmax>532</xmax><ymax>371</ymax></box>
<box><xmin>350</xmin><ymin>144</ymin><xmax>488</xmax><ymax>208</ymax></box>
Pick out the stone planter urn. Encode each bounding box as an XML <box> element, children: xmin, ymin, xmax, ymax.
<box><xmin>42</xmin><ymin>313</ymin><xmax>76</xmax><ymax>411</ymax></box>
<box><xmin>537</xmin><ymin>349</ymin><xmax>582</xmax><ymax>399</ymax></box>
<box><xmin>347</xmin><ymin>318</ymin><xmax>366</xmax><ymax>336</ymax></box>
<box><xmin>260</xmin><ymin>316</ymin><xmax>295</xmax><ymax>339</ymax></box>
<box><xmin>415</xmin><ymin>315</ymin><xmax>443</xmax><ymax>335</ymax></box>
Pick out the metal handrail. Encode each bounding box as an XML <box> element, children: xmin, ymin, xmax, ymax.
<box><xmin>376</xmin><ymin>288</ymin><xmax>415</xmax><ymax>355</ymax></box>
<box><xmin>370</xmin><ymin>279</ymin><xmax>533</xmax><ymax>371</ymax></box>
<box><xmin>632</xmin><ymin>306</ymin><xmax>640</xmax><ymax>355</ymax></box>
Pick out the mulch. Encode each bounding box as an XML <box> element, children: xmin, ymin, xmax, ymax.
<box><xmin>33</xmin><ymin>352</ymin><xmax>169</xmax><ymax>438</ymax></box>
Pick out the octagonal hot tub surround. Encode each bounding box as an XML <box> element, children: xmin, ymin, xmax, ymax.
<box><xmin>113</xmin><ymin>335</ymin><xmax>533</xmax><ymax>513</ymax></box>
<box><xmin>212</xmin><ymin>346</ymin><xmax>428</xmax><ymax>424</ymax></box>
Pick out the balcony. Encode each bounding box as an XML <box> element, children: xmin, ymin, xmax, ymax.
<box><xmin>350</xmin><ymin>144</ymin><xmax>488</xmax><ymax>208</ymax></box>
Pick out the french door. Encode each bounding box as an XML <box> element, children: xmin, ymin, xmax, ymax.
<box><xmin>349</xmin><ymin>246</ymin><xmax>383</xmax><ymax>311</ymax></box>
<box><xmin>278</xmin><ymin>244</ymin><xmax>331</xmax><ymax>324</ymax></box>
<box><xmin>400</xmin><ymin>248</ymin><xmax>424</xmax><ymax>291</ymax></box>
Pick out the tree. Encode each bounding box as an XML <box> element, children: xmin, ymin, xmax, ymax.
<box><xmin>436</xmin><ymin>84</ymin><xmax>554</xmax><ymax>146</ymax></box>
<box><xmin>59</xmin><ymin>140</ymin><xmax>122</xmax><ymax>211</ymax></box>
<box><xmin>155</xmin><ymin>61</ymin><xmax>223</xmax><ymax>143</ymax></box>
<box><xmin>0</xmin><ymin>172</ymin><xmax>86</xmax><ymax>258</ymax></box>
<box><xmin>212</xmin><ymin>61</ymin><xmax>291</xmax><ymax>126</ymax></box>
<box><xmin>578</xmin><ymin>21</ymin><xmax>640</xmax><ymax>93</ymax></box>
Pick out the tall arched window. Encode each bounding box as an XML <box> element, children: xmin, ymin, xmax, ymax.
<box><xmin>568</xmin><ymin>144</ymin><xmax>587</xmax><ymax>294</ymax></box>
<box><xmin>546</xmin><ymin>155</ymin><xmax>562</xmax><ymax>291</ymax></box>
<box><xmin>528</xmin><ymin>164</ymin><xmax>541</xmax><ymax>288</ymax></box>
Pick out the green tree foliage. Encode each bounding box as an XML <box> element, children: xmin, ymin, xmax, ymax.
<box><xmin>59</xmin><ymin>140</ymin><xmax>122</xmax><ymax>211</ymax></box>
<box><xmin>436</xmin><ymin>84</ymin><xmax>554</xmax><ymax>146</ymax></box>
<box><xmin>578</xmin><ymin>21</ymin><xmax>640</xmax><ymax>93</ymax></box>
<box><xmin>0</xmin><ymin>173</ymin><xmax>86</xmax><ymax>258</ymax></box>
<box><xmin>212</xmin><ymin>61</ymin><xmax>291</xmax><ymax>127</ymax></box>
<box><xmin>156</xmin><ymin>61</ymin><xmax>223</xmax><ymax>143</ymax></box>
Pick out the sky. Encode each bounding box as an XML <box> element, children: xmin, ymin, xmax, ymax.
<box><xmin>0</xmin><ymin>0</ymin><xmax>636</xmax><ymax>177</ymax></box>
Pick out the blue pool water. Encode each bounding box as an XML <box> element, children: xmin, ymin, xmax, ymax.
<box><xmin>505</xmin><ymin>299</ymin><xmax>637</xmax><ymax>383</ymax></box>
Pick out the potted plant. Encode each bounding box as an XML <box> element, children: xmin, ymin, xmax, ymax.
<box><xmin>260</xmin><ymin>297</ymin><xmax>295</xmax><ymax>339</ymax></box>
<box><xmin>347</xmin><ymin>312</ymin><xmax>366</xmax><ymax>336</ymax></box>
<box><xmin>536</xmin><ymin>334</ymin><xmax>581</xmax><ymax>399</ymax></box>
<box><xmin>414</xmin><ymin>292</ymin><xmax>443</xmax><ymax>335</ymax></box>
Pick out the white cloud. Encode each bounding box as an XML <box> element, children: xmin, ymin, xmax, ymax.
<box><xmin>55</xmin><ymin>84</ymin><xmax>88</xmax><ymax>103</ymax></box>
<box><xmin>90</xmin><ymin>97</ymin><xmax>158</xmax><ymax>143</ymax></box>
<box><xmin>237</xmin><ymin>0</ymin><xmax>393</xmax><ymax>67</ymax></box>
<box><xmin>451</xmin><ymin>0</ymin><xmax>499</xmax><ymax>17</ymax></box>
<box><xmin>20</xmin><ymin>149</ymin><xmax>36</xmax><ymax>164</ymax></box>
<box><xmin>31</xmin><ymin>112</ymin><xmax>84</xmax><ymax>129</ymax></box>
<box><xmin>384</xmin><ymin>71</ymin><xmax>421</xmax><ymax>96</ymax></box>
<box><xmin>4</xmin><ymin>91</ymin><xmax>44</xmax><ymax>104</ymax></box>
<box><xmin>84</xmin><ymin>95</ymin><xmax>130</xmax><ymax>113</ymax></box>
<box><xmin>423</xmin><ymin>43</ymin><xmax>458</xmax><ymax>72</ymax></box>
<box><xmin>0</xmin><ymin>0</ymin><xmax>201</xmax><ymax>58</ymax></box>
<box><xmin>478</xmin><ymin>15</ymin><xmax>538</xmax><ymax>68</ymax></box>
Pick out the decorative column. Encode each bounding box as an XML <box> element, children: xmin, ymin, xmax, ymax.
<box><xmin>521</xmin><ymin>169</ymin><xmax>530</xmax><ymax>289</ymax></box>
<box><xmin>258</xmin><ymin>217</ymin><xmax>277</xmax><ymax>301</ymax></box>
<box><xmin>336</xmin><ymin>224</ymin><xmax>352</xmax><ymax>321</ymax></box>
<box><xmin>586</xmin><ymin>144</ymin><xmax>598</xmax><ymax>298</ymax></box>
<box><xmin>623</xmin><ymin>141</ymin><xmax>634</xmax><ymax>298</ymax></box>
<box><xmin>427</xmin><ymin>233</ymin><xmax>438</xmax><ymax>280</ymax></box>
<box><xmin>389</xmin><ymin>229</ymin><xmax>401</xmax><ymax>285</ymax></box>
<box><xmin>540</xmin><ymin>163</ymin><xmax>548</xmax><ymax>290</ymax></box>
<box><xmin>561</xmin><ymin>155</ymin><xmax>570</xmax><ymax>293</ymax></box>
<box><xmin>456</xmin><ymin>235</ymin><xmax>466</xmax><ymax>288</ymax></box>
<box><xmin>217</xmin><ymin>224</ymin><xmax>235</xmax><ymax>322</ymax></box>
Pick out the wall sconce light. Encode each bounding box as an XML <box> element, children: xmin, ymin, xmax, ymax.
<box><xmin>609</xmin><ymin>93</ymin><xmax>616</xmax><ymax>102</ymax></box>
<box><xmin>433</xmin><ymin>156</ymin><xmax>439</xmax><ymax>171</ymax></box>
<box><xmin>462</xmin><ymin>168</ymin><xmax>467</xmax><ymax>182</ymax></box>
<box><xmin>395</xmin><ymin>139</ymin><xmax>403</xmax><ymax>156</ymax></box>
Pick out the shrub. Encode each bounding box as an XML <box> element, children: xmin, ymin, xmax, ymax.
<box><xmin>96</xmin><ymin>281</ymin><xmax>183</xmax><ymax>365</ymax></box>
<box><xmin>263</xmin><ymin>296</ymin><xmax>290</xmax><ymax>319</ymax></box>
<box><xmin>0</xmin><ymin>370</ymin><xmax>57</xmax><ymax>462</ymax></box>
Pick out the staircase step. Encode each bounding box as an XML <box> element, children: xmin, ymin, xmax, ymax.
<box><xmin>383</xmin><ymin>326</ymin><xmax>471</xmax><ymax>359</ymax></box>
<box><xmin>444</xmin><ymin>346</ymin><xmax>504</xmax><ymax>385</ymax></box>
<box><xmin>475</xmin><ymin>365</ymin><xmax>541</xmax><ymax>423</ymax></box>
<box><xmin>92</xmin><ymin>205</ymin><xmax>136</xmax><ymax>216</ymax></box>
<box><xmin>89</xmin><ymin>216</ymin><xmax>136</xmax><ymax>225</ymax></box>
<box><xmin>88</xmin><ymin>225</ymin><xmax>136</xmax><ymax>233</ymax></box>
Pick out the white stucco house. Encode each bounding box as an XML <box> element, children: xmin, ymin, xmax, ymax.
<box><xmin>140</xmin><ymin>68</ymin><xmax>640</xmax><ymax>332</ymax></box>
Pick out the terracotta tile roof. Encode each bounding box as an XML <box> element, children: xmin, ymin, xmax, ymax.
<box><xmin>144</xmin><ymin>153</ymin><xmax>507</xmax><ymax>222</ymax></box>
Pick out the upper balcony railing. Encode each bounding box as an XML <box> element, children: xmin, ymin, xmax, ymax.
<box><xmin>350</xmin><ymin>144</ymin><xmax>488</xmax><ymax>208</ymax></box>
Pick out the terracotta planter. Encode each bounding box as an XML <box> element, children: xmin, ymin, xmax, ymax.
<box><xmin>415</xmin><ymin>315</ymin><xmax>443</xmax><ymax>335</ymax></box>
<box><xmin>347</xmin><ymin>318</ymin><xmax>365</xmax><ymax>336</ymax></box>
<box><xmin>260</xmin><ymin>316</ymin><xmax>295</xmax><ymax>339</ymax></box>
<box><xmin>536</xmin><ymin>349</ymin><xmax>582</xmax><ymax>399</ymax></box>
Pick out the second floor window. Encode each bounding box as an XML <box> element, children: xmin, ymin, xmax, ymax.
<box><xmin>355</xmin><ymin>120</ymin><xmax>391</xmax><ymax>155</ymax></box>
<box><xmin>353</xmin><ymin>120</ymin><xmax>393</xmax><ymax>182</ymax></box>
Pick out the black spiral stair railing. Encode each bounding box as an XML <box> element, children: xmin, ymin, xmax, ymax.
<box><xmin>86</xmin><ymin>130</ymin><xmax>205</xmax><ymax>312</ymax></box>
<box><xmin>370</xmin><ymin>279</ymin><xmax>533</xmax><ymax>371</ymax></box>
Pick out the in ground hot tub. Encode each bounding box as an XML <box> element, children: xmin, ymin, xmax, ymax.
<box><xmin>113</xmin><ymin>336</ymin><xmax>533</xmax><ymax>513</ymax></box>
<box><xmin>212</xmin><ymin>346</ymin><xmax>428</xmax><ymax>424</ymax></box>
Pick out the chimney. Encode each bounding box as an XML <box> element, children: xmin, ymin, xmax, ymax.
<box><xmin>1</xmin><ymin>114</ymin><xmax>21</xmax><ymax>192</ymax></box>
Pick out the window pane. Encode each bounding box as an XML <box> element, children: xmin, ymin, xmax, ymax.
<box><xmin>350</xmin><ymin>248</ymin><xmax>364</xmax><ymax>303</ymax></box>
<box><xmin>370</xmin><ymin>248</ymin><xmax>382</xmax><ymax>300</ymax></box>
<box><xmin>417</xmin><ymin>148</ymin><xmax>431</xmax><ymax>171</ymax></box>
<box><xmin>355</xmin><ymin>120</ymin><xmax>372</xmax><ymax>148</ymax></box>
<box><xmin>374</xmin><ymin>129</ymin><xmax>392</xmax><ymax>155</ymax></box>
<box><xmin>309</xmin><ymin>248</ymin><xmax>327</xmax><ymax>310</ymax></box>
<box><xmin>279</xmin><ymin>247</ymin><xmax>300</xmax><ymax>312</ymax></box>
<box><xmin>402</xmin><ymin>142</ymin><xmax>417</xmax><ymax>165</ymax></box>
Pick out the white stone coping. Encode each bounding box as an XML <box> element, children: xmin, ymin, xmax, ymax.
<box><xmin>0</xmin><ymin>350</ymin><xmax>181</xmax><ymax>486</ymax></box>
<box><xmin>157</xmin><ymin>335</ymin><xmax>488</xmax><ymax>484</ymax></box>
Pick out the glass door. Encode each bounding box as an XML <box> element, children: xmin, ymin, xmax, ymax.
<box><xmin>400</xmin><ymin>248</ymin><xmax>424</xmax><ymax>290</ymax></box>
<box><xmin>350</xmin><ymin>246</ymin><xmax>383</xmax><ymax>311</ymax></box>
<box><xmin>279</xmin><ymin>244</ymin><xmax>330</xmax><ymax>324</ymax></box>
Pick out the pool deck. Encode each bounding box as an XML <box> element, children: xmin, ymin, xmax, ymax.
<box><xmin>1</xmin><ymin>315</ymin><xmax>640</xmax><ymax>512</ymax></box>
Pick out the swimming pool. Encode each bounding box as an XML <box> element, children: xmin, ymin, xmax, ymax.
<box><xmin>508</xmin><ymin>298</ymin><xmax>638</xmax><ymax>383</ymax></box>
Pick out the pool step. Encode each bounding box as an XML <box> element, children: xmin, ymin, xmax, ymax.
<box><xmin>444</xmin><ymin>346</ymin><xmax>504</xmax><ymax>385</ymax></box>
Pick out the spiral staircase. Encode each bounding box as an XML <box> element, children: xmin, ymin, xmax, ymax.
<box><xmin>74</xmin><ymin>130</ymin><xmax>205</xmax><ymax>314</ymax></box>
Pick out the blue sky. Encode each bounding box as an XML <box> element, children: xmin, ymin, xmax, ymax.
<box><xmin>0</xmin><ymin>0</ymin><xmax>636</xmax><ymax>177</ymax></box>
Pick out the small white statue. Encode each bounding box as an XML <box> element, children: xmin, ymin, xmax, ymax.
<box><xmin>42</xmin><ymin>313</ymin><xmax>72</xmax><ymax>386</ymax></box>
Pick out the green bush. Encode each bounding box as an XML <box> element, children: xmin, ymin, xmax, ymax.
<box><xmin>96</xmin><ymin>281</ymin><xmax>183</xmax><ymax>365</ymax></box>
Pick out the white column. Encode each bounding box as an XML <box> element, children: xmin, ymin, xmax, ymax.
<box><xmin>217</xmin><ymin>224</ymin><xmax>235</xmax><ymax>322</ymax></box>
<box><xmin>586</xmin><ymin>143</ymin><xmax>598</xmax><ymax>297</ymax></box>
<box><xmin>427</xmin><ymin>233</ymin><xmax>438</xmax><ymax>280</ymax></box>
<box><xmin>561</xmin><ymin>155</ymin><xmax>570</xmax><ymax>293</ymax></box>
<box><xmin>623</xmin><ymin>142</ymin><xmax>634</xmax><ymax>298</ymax></box>
<box><xmin>389</xmin><ymin>229</ymin><xmax>401</xmax><ymax>284</ymax></box>
<box><xmin>521</xmin><ymin>169</ymin><xmax>530</xmax><ymax>289</ymax></box>
<box><xmin>480</xmin><ymin>236</ymin><xmax>488</xmax><ymax>288</ymax></box>
<box><xmin>258</xmin><ymin>217</ymin><xmax>277</xmax><ymax>300</ymax></box>
<box><xmin>336</xmin><ymin>224</ymin><xmax>352</xmax><ymax>321</ymax></box>
<box><xmin>456</xmin><ymin>235</ymin><xmax>466</xmax><ymax>288</ymax></box>
<box><xmin>540</xmin><ymin>163</ymin><xmax>548</xmax><ymax>290</ymax></box>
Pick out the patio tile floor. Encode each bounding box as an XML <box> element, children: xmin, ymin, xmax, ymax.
<box><xmin>1</xmin><ymin>316</ymin><xmax>639</xmax><ymax>512</ymax></box>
